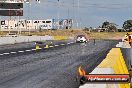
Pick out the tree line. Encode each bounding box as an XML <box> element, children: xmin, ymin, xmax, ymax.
<box><xmin>84</xmin><ymin>20</ymin><xmax>132</xmax><ymax>32</ymax></box>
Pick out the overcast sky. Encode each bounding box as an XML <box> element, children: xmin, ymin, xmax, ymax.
<box><xmin>3</xmin><ymin>0</ymin><xmax>132</xmax><ymax>28</ymax></box>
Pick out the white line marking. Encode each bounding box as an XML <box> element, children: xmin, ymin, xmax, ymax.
<box><xmin>67</xmin><ymin>43</ymin><xmax>71</xmax><ymax>45</ymax></box>
<box><xmin>55</xmin><ymin>45</ymin><xmax>59</xmax><ymax>46</ymax></box>
<box><xmin>60</xmin><ymin>44</ymin><xmax>65</xmax><ymax>45</ymax></box>
<box><xmin>25</xmin><ymin>50</ymin><xmax>31</xmax><ymax>52</ymax></box>
<box><xmin>70</xmin><ymin>42</ymin><xmax>74</xmax><ymax>44</ymax></box>
<box><xmin>32</xmin><ymin>49</ymin><xmax>36</xmax><ymax>51</ymax></box>
<box><xmin>18</xmin><ymin>51</ymin><xmax>24</xmax><ymax>53</ymax></box>
<box><xmin>10</xmin><ymin>52</ymin><xmax>17</xmax><ymax>54</ymax></box>
<box><xmin>38</xmin><ymin>48</ymin><xmax>42</xmax><ymax>50</ymax></box>
<box><xmin>0</xmin><ymin>54</ymin><xmax>3</xmax><ymax>56</ymax></box>
<box><xmin>49</xmin><ymin>46</ymin><xmax>54</xmax><ymax>48</ymax></box>
<box><xmin>3</xmin><ymin>53</ymin><xmax>10</xmax><ymax>55</ymax></box>
<box><xmin>44</xmin><ymin>47</ymin><xmax>48</xmax><ymax>49</ymax></box>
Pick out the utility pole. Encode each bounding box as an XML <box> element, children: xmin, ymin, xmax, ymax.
<box><xmin>36</xmin><ymin>0</ymin><xmax>40</xmax><ymax>31</ymax></box>
<box><xmin>9</xmin><ymin>1</ymin><xmax>11</xmax><ymax>33</ymax></box>
<box><xmin>17</xmin><ymin>16</ymin><xmax>19</xmax><ymax>34</ymax></box>
<box><xmin>67</xmin><ymin>7</ymin><xmax>69</xmax><ymax>29</ymax></box>
<box><xmin>73</xmin><ymin>0</ymin><xmax>75</xmax><ymax>29</ymax></box>
<box><xmin>28</xmin><ymin>0</ymin><xmax>31</xmax><ymax>35</ymax></box>
<box><xmin>77</xmin><ymin>0</ymin><xmax>79</xmax><ymax>29</ymax></box>
<box><xmin>19</xmin><ymin>16</ymin><xmax>21</xmax><ymax>35</ymax></box>
<box><xmin>57</xmin><ymin>0</ymin><xmax>60</xmax><ymax>30</ymax></box>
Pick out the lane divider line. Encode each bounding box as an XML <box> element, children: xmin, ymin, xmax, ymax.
<box><xmin>49</xmin><ymin>46</ymin><xmax>54</xmax><ymax>48</ymax></box>
<box><xmin>55</xmin><ymin>45</ymin><xmax>59</xmax><ymax>46</ymax></box>
<box><xmin>31</xmin><ymin>49</ymin><xmax>37</xmax><ymax>51</ymax></box>
<box><xmin>10</xmin><ymin>52</ymin><xmax>17</xmax><ymax>54</ymax></box>
<box><xmin>38</xmin><ymin>48</ymin><xmax>42</xmax><ymax>50</ymax></box>
<box><xmin>3</xmin><ymin>53</ymin><xmax>10</xmax><ymax>55</ymax></box>
<box><xmin>70</xmin><ymin>42</ymin><xmax>74</xmax><ymax>44</ymax></box>
<box><xmin>25</xmin><ymin>50</ymin><xmax>31</xmax><ymax>52</ymax></box>
<box><xmin>0</xmin><ymin>42</ymin><xmax>74</xmax><ymax>56</ymax></box>
<box><xmin>60</xmin><ymin>44</ymin><xmax>65</xmax><ymax>45</ymax></box>
<box><xmin>0</xmin><ymin>54</ymin><xmax>3</xmax><ymax>56</ymax></box>
<box><xmin>67</xmin><ymin>43</ymin><xmax>71</xmax><ymax>45</ymax></box>
<box><xmin>18</xmin><ymin>51</ymin><xmax>24</xmax><ymax>53</ymax></box>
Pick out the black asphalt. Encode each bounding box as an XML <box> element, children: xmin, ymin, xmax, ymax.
<box><xmin>121</xmin><ymin>48</ymin><xmax>132</xmax><ymax>70</ymax></box>
<box><xmin>0</xmin><ymin>40</ymin><xmax>119</xmax><ymax>88</ymax></box>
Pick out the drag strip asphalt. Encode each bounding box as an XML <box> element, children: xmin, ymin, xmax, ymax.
<box><xmin>0</xmin><ymin>40</ymin><xmax>119</xmax><ymax>88</ymax></box>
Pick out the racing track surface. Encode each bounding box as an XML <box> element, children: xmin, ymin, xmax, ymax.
<box><xmin>0</xmin><ymin>40</ymin><xmax>119</xmax><ymax>88</ymax></box>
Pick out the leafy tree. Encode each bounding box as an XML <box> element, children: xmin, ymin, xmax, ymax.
<box><xmin>83</xmin><ymin>27</ymin><xmax>89</xmax><ymax>31</ymax></box>
<box><xmin>102</xmin><ymin>21</ymin><xmax>118</xmax><ymax>32</ymax></box>
<box><xmin>118</xmin><ymin>29</ymin><xmax>124</xmax><ymax>32</ymax></box>
<box><xmin>102</xmin><ymin>21</ymin><xmax>110</xmax><ymax>28</ymax></box>
<box><xmin>123</xmin><ymin>20</ymin><xmax>132</xmax><ymax>32</ymax></box>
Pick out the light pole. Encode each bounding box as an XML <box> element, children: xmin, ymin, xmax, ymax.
<box><xmin>67</xmin><ymin>7</ymin><xmax>69</xmax><ymax>29</ymax></box>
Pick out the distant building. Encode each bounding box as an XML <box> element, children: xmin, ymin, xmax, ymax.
<box><xmin>0</xmin><ymin>19</ymin><xmax>73</xmax><ymax>31</ymax></box>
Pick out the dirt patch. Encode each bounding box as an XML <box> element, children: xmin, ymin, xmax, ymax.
<box><xmin>0</xmin><ymin>30</ymin><xmax>89</xmax><ymax>39</ymax></box>
<box><xmin>85</xmin><ymin>32</ymin><xmax>132</xmax><ymax>40</ymax></box>
<box><xmin>110</xmin><ymin>36</ymin><xmax>123</xmax><ymax>40</ymax></box>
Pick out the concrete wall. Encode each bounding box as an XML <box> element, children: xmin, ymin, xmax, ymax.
<box><xmin>0</xmin><ymin>35</ymin><xmax>53</xmax><ymax>45</ymax></box>
<box><xmin>0</xmin><ymin>35</ymin><xmax>74</xmax><ymax>45</ymax></box>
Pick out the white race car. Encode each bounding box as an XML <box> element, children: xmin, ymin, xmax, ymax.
<box><xmin>76</xmin><ymin>35</ymin><xmax>89</xmax><ymax>43</ymax></box>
